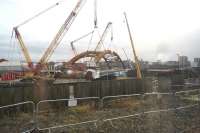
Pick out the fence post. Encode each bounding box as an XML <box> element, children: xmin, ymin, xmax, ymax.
<box><xmin>141</xmin><ymin>93</ymin><xmax>146</xmax><ymax>133</ymax></box>
<box><xmin>68</xmin><ymin>85</ymin><xmax>77</xmax><ymax>107</ymax></box>
<box><xmin>198</xmin><ymin>92</ymin><xmax>200</xmax><ymax>131</ymax></box>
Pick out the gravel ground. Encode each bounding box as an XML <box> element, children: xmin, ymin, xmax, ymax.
<box><xmin>0</xmin><ymin>92</ymin><xmax>200</xmax><ymax>133</ymax></box>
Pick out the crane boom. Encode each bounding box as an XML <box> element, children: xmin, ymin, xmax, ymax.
<box><xmin>70</xmin><ymin>30</ymin><xmax>94</xmax><ymax>56</ymax></box>
<box><xmin>16</xmin><ymin>2</ymin><xmax>59</xmax><ymax>28</ymax></box>
<box><xmin>13</xmin><ymin>27</ymin><xmax>33</xmax><ymax>68</ymax></box>
<box><xmin>94</xmin><ymin>22</ymin><xmax>113</xmax><ymax>51</ymax></box>
<box><xmin>13</xmin><ymin>1</ymin><xmax>60</xmax><ymax>70</ymax></box>
<box><xmin>39</xmin><ymin>0</ymin><xmax>86</xmax><ymax>65</ymax></box>
<box><xmin>124</xmin><ymin>12</ymin><xmax>142</xmax><ymax>79</ymax></box>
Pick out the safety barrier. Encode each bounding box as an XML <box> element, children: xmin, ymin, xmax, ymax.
<box><xmin>101</xmin><ymin>88</ymin><xmax>200</xmax><ymax>107</ymax></box>
<box><xmin>36</xmin><ymin>97</ymin><xmax>100</xmax><ymax>132</ymax></box>
<box><xmin>0</xmin><ymin>101</ymin><xmax>36</xmax><ymax>133</ymax></box>
<box><xmin>0</xmin><ymin>88</ymin><xmax>200</xmax><ymax>132</ymax></box>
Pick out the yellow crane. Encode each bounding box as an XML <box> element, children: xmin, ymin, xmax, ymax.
<box><xmin>70</xmin><ymin>30</ymin><xmax>94</xmax><ymax>56</ymax></box>
<box><xmin>94</xmin><ymin>22</ymin><xmax>113</xmax><ymax>51</ymax></box>
<box><xmin>13</xmin><ymin>27</ymin><xmax>33</xmax><ymax>69</ymax></box>
<box><xmin>38</xmin><ymin>0</ymin><xmax>87</xmax><ymax>68</ymax></box>
<box><xmin>12</xmin><ymin>2</ymin><xmax>60</xmax><ymax>73</ymax></box>
<box><xmin>124</xmin><ymin>12</ymin><xmax>142</xmax><ymax>79</ymax></box>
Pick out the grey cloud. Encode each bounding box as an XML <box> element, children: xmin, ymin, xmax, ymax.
<box><xmin>156</xmin><ymin>42</ymin><xmax>171</xmax><ymax>54</ymax></box>
<box><xmin>175</xmin><ymin>29</ymin><xmax>200</xmax><ymax>60</ymax></box>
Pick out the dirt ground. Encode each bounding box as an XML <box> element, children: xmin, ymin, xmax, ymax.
<box><xmin>0</xmin><ymin>91</ymin><xmax>199</xmax><ymax>133</ymax></box>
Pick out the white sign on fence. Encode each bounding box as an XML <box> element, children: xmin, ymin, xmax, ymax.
<box><xmin>68</xmin><ymin>85</ymin><xmax>77</xmax><ymax>106</ymax></box>
<box><xmin>68</xmin><ymin>99</ymin><xmax>77</xmax><ymax>107</ymax></box>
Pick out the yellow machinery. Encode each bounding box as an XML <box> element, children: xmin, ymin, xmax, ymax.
<box><xmin>38</xmin><ymin>0</ymin><xmax>87</xmax><ymax>69</ymax></box>
<box><xmin>13</xmin><ymin>27</ymin><xmax>34</xmax><ymax>77</ymax></box>
<box><xmin>13</xmin><ymin>2</ymin><xmax>60</xmax><ymax>77</ymax></box>
<box><xmin>13</xmin><ymin>27</ymin><xmax>33</xmax><ymax>69</ymax></box>
<box><xmin>124</xmin><ymin>12</ymin><xmax>142</xmax><ymax>79</ymax></box>
<box><xmin>94</xmin><ymin>22</ymin><xmax>113</xmax><ymax>52</ymax></box>
<box><xmin>13</xmin><ymin>0</ymin><xmax>87</xmax><ymax>76</ymax></box>
<box><xmin>70</xmin><ymin>30</ymin><xmax>94</xmax><ymax>56</ymax></box>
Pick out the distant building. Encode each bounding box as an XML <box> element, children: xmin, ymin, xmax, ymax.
<box><xmin>164</xmin><ymin>61</ymin><xmax>179</xmax><ymax>68</ymax></box>
<box><xmin>192</xmin><ymin>58</ymin><xmax>200</xmax><ymax>67</ymax></box>
<box><xmin>149</xmin><ymin>60</ymin><xmax>179</xmax><ymax>69</ymax></box>
<box><xmin>178</xmin><ymin>56</ymin><xmax>190</xmax><ymax>69</ymax></box>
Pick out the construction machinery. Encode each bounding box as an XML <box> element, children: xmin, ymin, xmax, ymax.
<box><xmin>38</xmin><ymin>0</ymin><xmax>87</xmax><ymax>71</ymax></box>
<box><xmin>12</xmin><ymin>0</ymin><xmax>86</xmax><ymax>77</ymax></box>
<box><xmin>13</xmin><ymin>27</ymin><xmax>33</xmax><ymax>69</ymax></box>
<box><xmin>124</xmin><ymin>12</ymin><xmax>142</xmax><ymax>79</ymax></box>
<box><xmin>70</xmin><ymin>30</ymin><xmax>94</xmax><ymax>56</ymax></box>
<box><xmin>12</xmin><ymin>2</ymin><xmax>60</xmax><ymax>77</ymax></box>
<box><xmin>94</xmin><ymin>0</ymin><xmax>98</xmax><ymax>28</ymax></box>
<box><xmin>94</xmin><ymin>22</ymin><xmax>113</xmax><ymax>52</ymax></box>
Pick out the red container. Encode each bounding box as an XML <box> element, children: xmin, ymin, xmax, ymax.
<box><xmin>1</xmin><ymin>72</ymin><xmax>16</xmax><ymax>81</ymax></box>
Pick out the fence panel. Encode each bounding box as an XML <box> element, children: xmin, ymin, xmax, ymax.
<box><xmin>36</xmin><ymin>97</ymin><xmax>100</xmax><ymax>132</ymax></box>
<box><xmin>0</xmin><ymin>101</ymin><xmax>35</xmax><ymax>133</ymax></box>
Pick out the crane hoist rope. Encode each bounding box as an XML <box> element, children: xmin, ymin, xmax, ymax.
<box><xmin>88</xmin><ymin>22</ymin><xmax>113</xmax><ymax>65</ymax></box>
<box><xmin>12</xmin><ymin>1</ymin><xmax>61</xmax><ymax>70</ymax></box>
<box><xmin>94</xmin><ymin>0</ymin><xmax>97</xmax><ymax>28</ymax></box>
<box><xmin>15</xmin><ymin>2</ymin><xmax>60</xmax><ymax>28</ymax></box>
<box><xmin>122</xmin><ymin>48</ymin><xmax>133</xmax><ymax>69</ymax></box>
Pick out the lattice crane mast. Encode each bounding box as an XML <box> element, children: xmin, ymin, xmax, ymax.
<box><xmin>38</xmin><ymin>0</ymin><xmax>87</xmax><ymax>67</ymax></box>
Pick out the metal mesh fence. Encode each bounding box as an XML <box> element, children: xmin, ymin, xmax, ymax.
<box><xmin>0</xmin><ymin>88</ymin><xmax>199</xmax><ymax>133</ymax></box>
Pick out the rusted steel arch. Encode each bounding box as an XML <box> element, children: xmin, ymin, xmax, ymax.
<box><xmin>66</xmin><ymin>50</ymin><xmax>125</xmax><ymax>69</ymax></box>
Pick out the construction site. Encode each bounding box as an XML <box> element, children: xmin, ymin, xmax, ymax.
<box><xmin>0</xmin><ymin>0</ymin><xmax>200</xmax><ymax>133</ymax></box>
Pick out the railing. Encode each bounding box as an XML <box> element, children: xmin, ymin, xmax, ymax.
<box><xmin>0</xmin><ymin>101</ymin><xmax>35</xmax><ymax>133</ymax></box>
<box><xmin>36</xmin><ymin>97</ymin><xmax>100</xmax><ymax>132</ymax></box>
<box><xmin>0</xmin><ymin>88</ymin><xmax>199</xmax><ymax>133</ymax></box>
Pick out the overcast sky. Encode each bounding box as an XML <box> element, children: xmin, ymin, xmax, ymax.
<box><xmin>1</xmin><ymin>0</ymin><xmax>200</xmax><ymax>62</ymax></box>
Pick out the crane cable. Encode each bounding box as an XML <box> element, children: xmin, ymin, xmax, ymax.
<box><xmin>10</xmin><ymin>0</ymin><xmax>62</xmax><ymax>69</ymax></box>
<box><xmin>15</xmin><ymin>1</ymin><xmax>61</xmax><ymax>28</ymax></box>
<box><xmin>70</xmin><ymin>30</ymin><xmax>94</xmax><ymax>56</ymax></box>
<box><xmin>94</xmin><ymin>0</ymin><xmax>97</xmax><ymax>28</ymax></box>
<box><xmin>87</xmin><ymin>28</ymin><xmax>95</xmax><ymax>51</ymax></box>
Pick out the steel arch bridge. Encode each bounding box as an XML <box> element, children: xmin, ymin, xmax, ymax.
<box><xmin>65</xmin><ymin>50</ymin><xmax>125</xmax><ymax>69</ymax></box>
